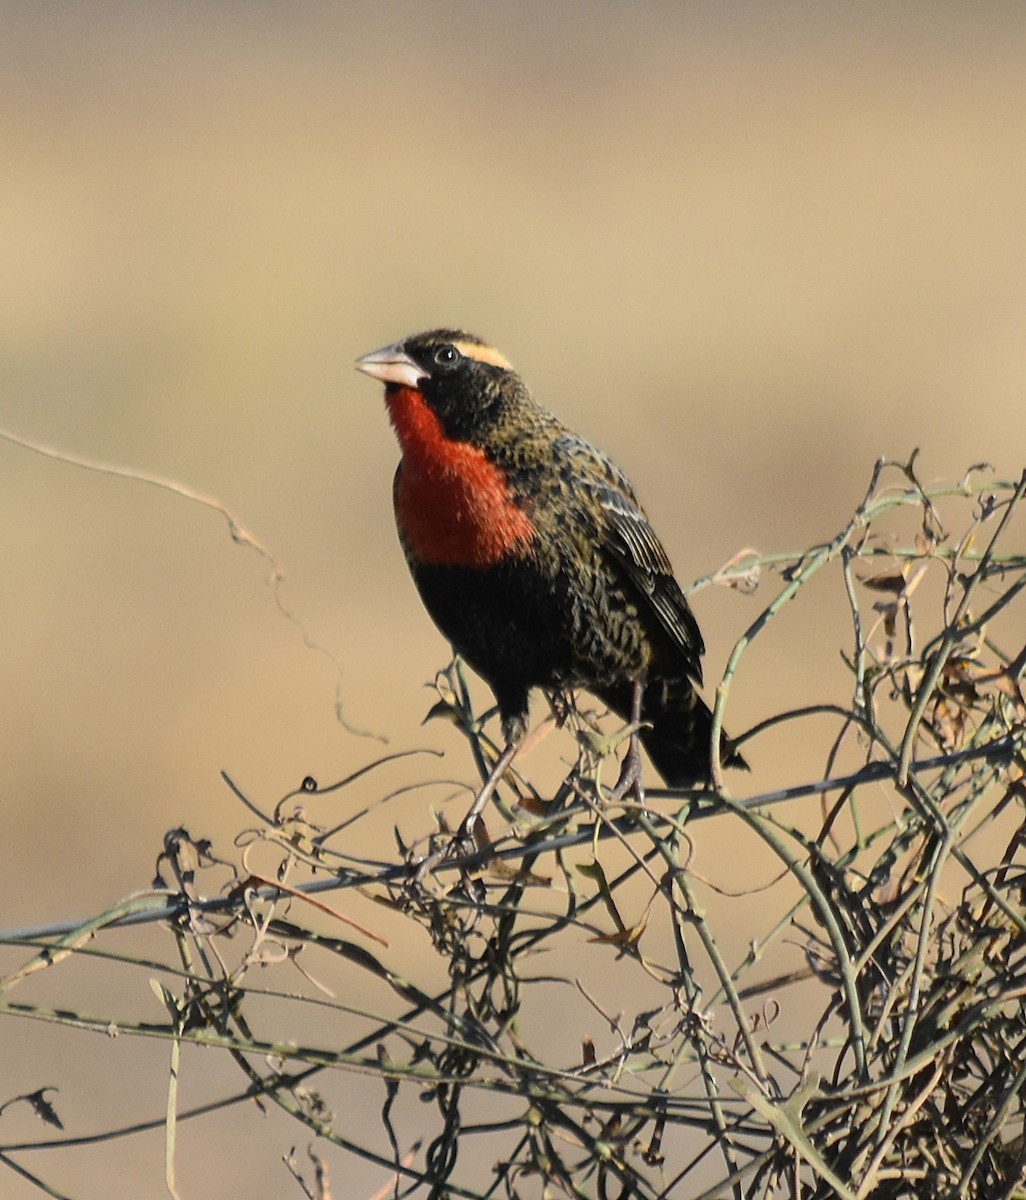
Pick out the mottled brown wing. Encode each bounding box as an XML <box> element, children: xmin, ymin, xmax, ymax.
<box><xmin>553</xmin><ymin>435</ymin><xmax>705</xmax><ymax>685</ymax></box>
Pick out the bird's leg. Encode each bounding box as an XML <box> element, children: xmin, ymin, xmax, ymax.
<box><xmin>608</xmin><ymin>677</ymin><xmax>646</xmax><ymax>805</ymax></box>
<box><xmin>457</xmin><ymin>737</ymin><xmax>520</xmax><ymax>841</ymax></box>
<box><xmin>413</xmin><ymin>736</ymin><xmax>521</xmax><ymax>882</ymax></box>
<box><xmin>545</xmin><ymin>689</ymin><xmax>575</xmax><ymax>728</ymax></box>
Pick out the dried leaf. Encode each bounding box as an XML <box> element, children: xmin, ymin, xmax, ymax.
<box><xmin>421</xmin><ymin>699</ymin><xmax>459</xmax><ymax>726</ymax></box>
<box><xmin>873</xmin><ymin>599</ymin><xmax>899</xmax><ymax>639</ymax></box>
<box><xmin>581</xmin><ymin>1037</ymin><xmax>596</xmax><ymax>1068</ymax></box>
<box><xmin>590</xmin><ymin>913</ymin><xmax>649</xmax><ymax>951</ymax></box>
<box><xmin>24</xmin><ymin>1088</ymin><xmax>64</xmax><ymax>1131</ymax></box>
<box><xmin>578</xmin><ymin>864</ymin><xmax>643</xmax><ymax>945</ymax></box>
<box><xmin>716</xmin><ymin>548</ymin><xmax>762</xmax><ymax>594</ymax></box>
<box><xmin>914</xmin><ymin>529</ymin><xmax>936</xmax><ymax>555</ymax></box>
<box><xmin>931</xmin><ymin>695</ymin><xmax>967</xmax><ymax>752</ymax></box>
<box><xmin>861</xmin><ymin>566</ymin><xmax>908</xmax><ymax>594</ymax></box>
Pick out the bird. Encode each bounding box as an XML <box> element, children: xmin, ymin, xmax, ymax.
<box><xmin>355</xmin><ymin>329</ymin><xmax>745</xmax><ymax>833</ymax></box>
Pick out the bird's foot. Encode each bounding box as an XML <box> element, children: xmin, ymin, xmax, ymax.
<box><xmin>411</xmin><ymin>737</ymin><xmax>523</xmax><ymax>885</ymax></box>
<box><xmin>411</xmin><ymin>814</ymin><xmax>484</xmax><ymax>884</ymax></box>
<box><xmin>606</xmin><ymin>734</ymin><xmax>646</xmax><ymax>806</ymax></box>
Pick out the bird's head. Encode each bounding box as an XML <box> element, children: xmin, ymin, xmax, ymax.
<box><xmin>355</xmin><ymin>330</ymin><xmax>525</xmax><ymax>446</ymax></box>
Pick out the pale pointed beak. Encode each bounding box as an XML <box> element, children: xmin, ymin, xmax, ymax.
<box><xmin>354</xmin><ymin>342</ymin><xmax>426</xmax><ymax>389</ymax></box>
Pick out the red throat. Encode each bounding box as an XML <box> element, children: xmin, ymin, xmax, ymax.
<box><xmin>385</xmin><ymin>385</ymin><xmax>534</xmax><ymax>567</ymax></box>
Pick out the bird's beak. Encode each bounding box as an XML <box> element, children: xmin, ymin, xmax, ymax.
<box><xmin>354</xmin><ymin>343</ymin><xmax>426</xmax><ymax>389</ymax></box>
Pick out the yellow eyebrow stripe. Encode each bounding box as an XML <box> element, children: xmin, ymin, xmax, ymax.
<box><xmin>452</xmin><ymin>340</ymin><xmax>512</xmax><ymax>370</ymax></box>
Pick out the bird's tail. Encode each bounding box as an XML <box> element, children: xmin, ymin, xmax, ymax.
<box><xmin>595</xmin><ymin>677</ymin><xmax>747</xmax><ymax>787</ymax></box>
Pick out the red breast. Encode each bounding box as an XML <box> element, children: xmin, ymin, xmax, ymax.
<box><xmin>386</xmin><ymin>385</ymin><xmax>534</xmax><ymax>568</ymax></box>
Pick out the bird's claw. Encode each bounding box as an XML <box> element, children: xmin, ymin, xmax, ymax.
<box><xmin>607</xmin><ymin>736</ymin><xmax>646</xmax><ymax>806</ymax></box>
<box><xmin>411</xmin><ymin>816</ymin><xmax>483</xmax><ymax>885</ymax></box>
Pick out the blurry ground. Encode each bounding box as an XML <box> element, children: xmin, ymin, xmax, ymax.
<box><xmin>2</xmin><ymin>2</ymin><xmax>1025</xmax><ymax>1197</ymax></box>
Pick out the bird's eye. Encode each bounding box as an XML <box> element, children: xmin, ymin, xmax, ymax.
<box><xmin>433</xmin><ymin>344</ymin><xmax>460</xmax><ymax>370</ymax></box>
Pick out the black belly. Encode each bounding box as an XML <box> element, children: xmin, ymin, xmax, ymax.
<box><xmin>409</xmin><ymin>555</ymin><xmax>650</xmax><ymax>712</ymax></box>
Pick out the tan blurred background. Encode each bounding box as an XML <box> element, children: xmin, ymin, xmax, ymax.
<box><xmin>2</xmin><ymin>2</ymin><xmax>1025</xmax><ymax>1196</ymax></box>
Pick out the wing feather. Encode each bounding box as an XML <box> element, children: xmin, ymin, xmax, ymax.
<box><xmin>553</xmin><ymin>435</ymin><xmax>705</xmax><ymax>685</ymax></box>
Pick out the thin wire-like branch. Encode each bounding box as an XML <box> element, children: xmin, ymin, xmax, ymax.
<box><xmin>3</xmin><ymin>463</ymin><xmax>1025</xmax><ymax>1198</ymax></box>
